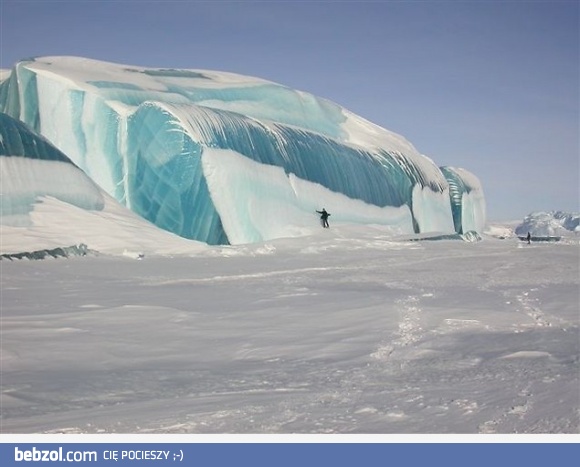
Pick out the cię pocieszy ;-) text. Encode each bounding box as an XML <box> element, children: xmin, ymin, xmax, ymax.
<box><xmin>104</xmin><ymin>450</ymin><xmax>183</xmax><ymax>461</ymax></box>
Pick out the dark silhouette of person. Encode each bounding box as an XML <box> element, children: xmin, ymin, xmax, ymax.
<box><xmin>316</xmin><ymin>208</ymin><xmax>330</xmax><ymax>228</ymax></box>
<box><xmin>527</xmin><ymin>232</ymin><xmax>531</xmax><ymax>244</ymax></box>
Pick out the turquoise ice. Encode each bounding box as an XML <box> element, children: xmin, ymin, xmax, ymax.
<box><xmin>0</xmin><ymin>57</ymin><xmax>485</xmax><ymax>244</ymax></box>
<box><xmin>0</xmin><ymin>112</ymin><xmax>104</xmax><ymax>227</ymax></box>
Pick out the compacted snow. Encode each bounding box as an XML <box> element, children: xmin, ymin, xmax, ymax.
<box><xmin>1</xmin><ymin>224</ymin><xmax>578</xmax><ymax>434</ymax></box>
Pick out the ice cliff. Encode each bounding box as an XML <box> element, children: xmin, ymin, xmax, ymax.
<box><xmin>0</xmin><ymin>56</ymin><xmax>486</xmax><ymax>244</ymax></box>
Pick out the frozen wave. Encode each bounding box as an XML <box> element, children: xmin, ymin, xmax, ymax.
<box><xmin>0</xmin><ymin>112</ymin><xmax>206</xmax><ymax>257</ymax></box>
<box><xmin>0</xmin><ymin>113</ymin><xmax>104</xmax><ymax>227</ymax></box>
<box><xmin>0</xmin><ymin>56</ymin><xmax>486</xmax><ymax>244</ymax></box>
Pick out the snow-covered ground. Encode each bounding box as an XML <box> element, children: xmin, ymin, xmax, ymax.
<box><xmin>1</xmin><ymin>222</ymin><xmax>578</xmax><ymax>434</ymax></box>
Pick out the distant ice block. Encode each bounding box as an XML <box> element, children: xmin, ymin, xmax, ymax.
<box><xmin>515</xmin><ymin>211</ymin><xmax>579</xmax><ymax>237</ymax></box>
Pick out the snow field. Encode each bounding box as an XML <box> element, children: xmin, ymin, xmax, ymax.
<box><xmin>1</xmin><ymin>229</ymin><xmax>578</xmax><ymax>434</ymax></box>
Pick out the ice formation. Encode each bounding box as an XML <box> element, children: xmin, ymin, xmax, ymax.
<box><xmin>515</xmin><ymin>211</ymin><xmax>580</xmax><ymax>237</ymax></box>
<box><xmin>0</xmin><ymin>112</ymin><xmax>105</xmax><ymax>227</ymax></box>
<box><xmin>440</xmin><ymin>166</ymin><xmax>486</xmax><ymax>234</ymax></box>
<box><xmin>0</xmin><ymin>111</ymin><xmax>207</xmax><ymax>257</ymax></box>
<box><xmin>0</xmin><ymin>56</ymin><xmax>486</xmax><ymax>244</ymax></box>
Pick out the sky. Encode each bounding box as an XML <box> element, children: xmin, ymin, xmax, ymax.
<box><xmin>0</xmin><ymin>0</ymin><xmax>578</xmax><ymax>221</ymax></box>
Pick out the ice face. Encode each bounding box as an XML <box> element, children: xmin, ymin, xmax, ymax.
<box><xmin>0</xmin><ymin>56</ymin><xmax>486</xmax><ymax>244</ymax></box>
<box><xmin>440</xmin><ymin>166</ymin><xmax>486</xmax><ymax>234</ymax></box>
<box><xmin>0</xmin><ymin>113</ymin><xmax>104</xmax><ymax>227</ymax></box>
<box><xmin>127</xmin><ymin>101</ymin><xmax>453</xmax><ymax>242</ymax></box>
<box><xmin>201</xmin><ymin>148</ymin><xmax>416</xmax><ymax>244</ymax></box>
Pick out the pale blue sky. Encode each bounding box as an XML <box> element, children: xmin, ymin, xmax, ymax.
<box><xmin>1</xmin><ymin>0</ymin><xmax>578</xmax><ymax>220</ymax></box>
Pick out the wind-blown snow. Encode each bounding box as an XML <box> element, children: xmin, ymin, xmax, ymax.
<box><xmin>0</xmin><ymin>56</ymin><xmax>485</xmax><ymax>244</ymax></box>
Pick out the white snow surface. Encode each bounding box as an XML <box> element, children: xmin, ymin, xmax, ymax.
<box><xmin>1</xmin><ymin>198</ymin><xmax>579</xmax><ymax>434</ymax></box>
<box><xmin>0</xmin><ymin>69</ymin><xmax>10</xmax><ymax>83</ymax></box>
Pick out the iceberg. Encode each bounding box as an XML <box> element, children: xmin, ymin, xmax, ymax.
<box><xmin>0</xmin><ymin>56</ymin><xmax>486</xmax><ymax>244</ymax></box>
<box><xmin>515</xmin><ymin>211</ymin><xmax>580</xmax><ymax>238</ymax></box>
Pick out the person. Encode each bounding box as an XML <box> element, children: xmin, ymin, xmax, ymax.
<box><xmin>316</xmin><ymin>208</ymin><xmax>330</xmax><ymax>228</ymax></box>
<box><xmin>527</xmin><ymin>232</ymin><xmax>531</xmax><ymax>244</ymax></box>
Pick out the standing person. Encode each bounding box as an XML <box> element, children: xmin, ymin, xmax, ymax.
<box><xmin>316</xmin><ymin>208</ymin><xmax>330</xmax><ymax>228</ymax></box>
<box><xmin>527</xmin><ymin>232</ymin><xmax>531</xmax><ymax>244</ymax></box>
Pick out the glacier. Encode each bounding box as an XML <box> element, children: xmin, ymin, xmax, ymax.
<box><xmin>0</xmin><ymin>57</ymin><xmax>485</xmax><ymax>245</ymax></box>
